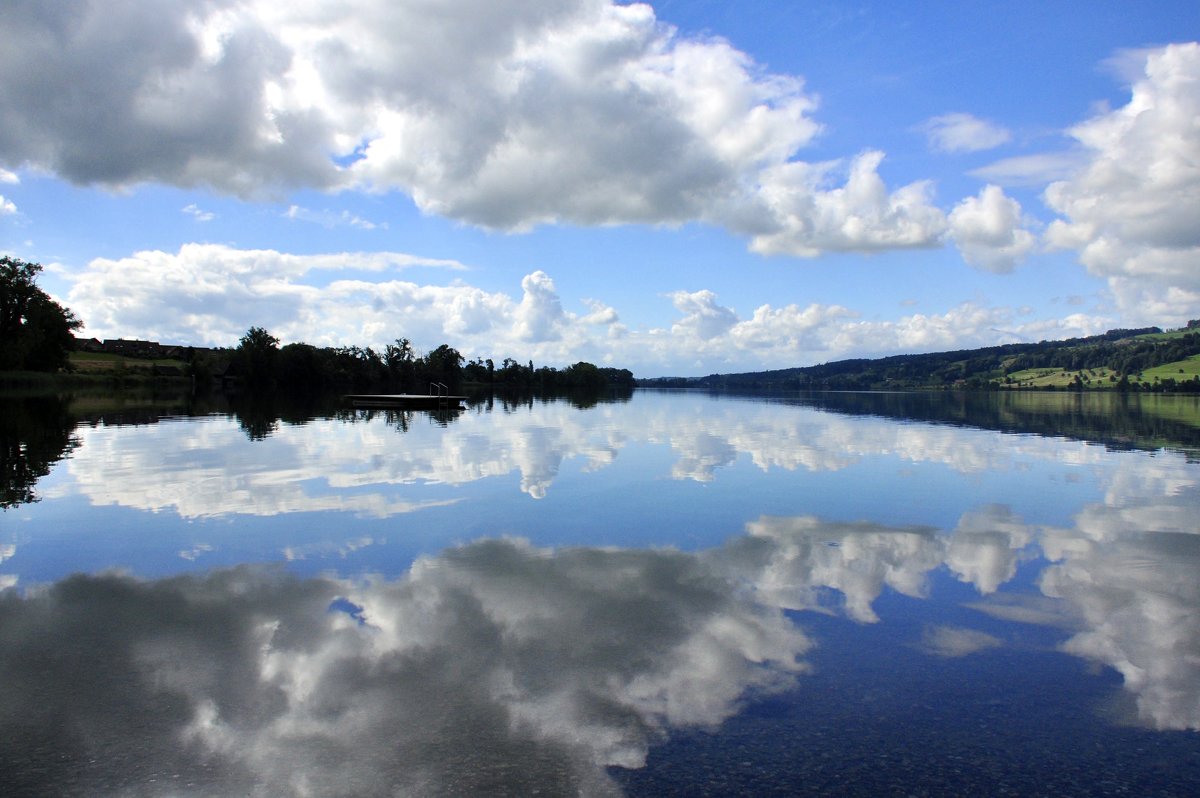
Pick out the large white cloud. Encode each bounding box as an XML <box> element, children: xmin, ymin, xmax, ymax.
<box><xmin>67</xmin><ymin>243</ymin><xmax>469</xmax><ymax>347</ymax></box>
<box><xmin>668</xmin><ymin>289</ymin><xmax>739</xmax><ymax>341</ymax></box>
<box><xmin>0</xmin><ymin>0</ymin><xmax>952</xmax><ymax>256</ymax></box>
<box><xmin>335</xmin><ymin>1</ymin><xmax>820</xmax><ymax>232</ymax></box>
<box><xmin>746</xmin><ymin>150</ymin><xmax>947</xmax><ymax>256</ymax></box>
<box><xmin>0</xmin><ymin>0</ymin><xmax>337</xmax><ymax>194</ymax></box>
<box><xmin>1043</xmin><ymin>42</ymin><xmax>1200</xmax><ymax>326</ymax></box>
<box><xmin>514</xmin><ymin>270</ymin><xmax>568</xmax><ymax>342</ymax></box>
<box><xmin>730</xmin><ymin>301</ymin><xmax>855</xmax><ymax>352</ymax></box>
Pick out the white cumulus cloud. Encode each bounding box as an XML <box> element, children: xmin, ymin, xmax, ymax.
<box><xmin>66</xmin><ymin>244</ymin><xmax>469</xmax><ymax>347</ymax></box>
<box><xmin>949</xmin><ymin>184</ymin><xmax>1036</xmax><ymax>273</ymax></box>
<box><xmin>748</xmin><ymin>151</ymin><xmax>948</xmax><ymax>256</ymax></box>
<box><xmin>65</xmin><ymin>242</ymin><xmax>1116</xmax><ymax>377</ymax></box>
<box><xmin>1043</xmin><ymin>42</ymin><xmax>1200</xmax><ymax>326</ymax></box>
<box><xmin>668</xmin><ymin>289</ymin><xmax>739</xmax><ymax>340</ymax></box>
<box><xmin>730</xmin><ymin>302</ymin><xmax>856</xmax><ymax>352</ymax></box>
<box><xmin>514</xmin><ymin>270</ymin><xmax>568</xmax><ymax>343</ymax></box>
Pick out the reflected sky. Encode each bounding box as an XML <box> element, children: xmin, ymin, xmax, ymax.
<box><xmin>2</xmin><ymin>391</ymin><xmax>1200</xmax><ymax>794</ymax></box>
<box><xmin>0</xmin><ymin>541</ymin><xmax>810</xmax><ymax>796</ymax></box>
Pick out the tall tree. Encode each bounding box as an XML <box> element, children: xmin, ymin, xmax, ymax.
<box><xmin>234</xmin><ymin>326</ymin><xmax>280</xmax><ymax>386</ymax></box>
<box><xmin>423</xmin><ymin>344</ymin><xmax>464</xmax><ymax>389</ymax></box>
<box><xmin>385</xmin><ymin>338</ymin><xmax>416</xmax><ymax>389</ymax></box>
<box><xmin>0</xmin><ymin>256</ymin><xmax>82</xmax><ymax>372</ymax></box>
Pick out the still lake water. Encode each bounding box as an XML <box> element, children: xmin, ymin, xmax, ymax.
<box><xmin>3</xmin><ymin>388</ymin><xmax>1200</xmax><ymax>796</ymax></box>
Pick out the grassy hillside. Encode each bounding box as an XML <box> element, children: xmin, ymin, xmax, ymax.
<box><xmin>1141</xmin><ymin>354</ymin><xmax>1200</xmax><ymax>381</ymax></box>
<box><xmin>1</xmin><ymin>352</ymin><xmax>194</xmax><ymax>390</ymax></box>
<box><xmin>642</xmin><ymin>325</ymin><xmax>1200</xmax><ymax>393</ymax></box>
<box><xmin>69</xmin><ymin>351</ymin><xmax>189</xmax><ymax>374</ymax></box>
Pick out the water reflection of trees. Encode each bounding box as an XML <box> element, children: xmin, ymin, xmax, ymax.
<box><xmin>227</xmin><ymin>387</ymin><xmax>633</xmax><ymax>440</ymax></box>
<box><xmin>775</xmin><ymin>391</ymin><xmax>1200</xmax><ymax>457</ymax></box>
<box><xmin>341</xmin><ymin>407</ymin><xmax>463</xmax><ymax>432</ymax></box>
<box><xmin>487</xmin><ymin>385</ymin><xmax>634</xmax><ymax>411</ymax></box>
<box><xmin>226</xmin><ymin>391</ymin><xmax>345</xmax><ymax>440</ymax></box>
<box><xmin>2</xmin><ymin>390</ymin><xmax>228</xmax><ymax>507</ymax></box>
<box><xmin>0</xmin><ymin>396</ymin><xmax>78</xmax><ymax>507</ymax></box>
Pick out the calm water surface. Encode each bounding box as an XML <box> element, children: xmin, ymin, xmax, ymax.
<box><xmin>2</xmin><ymin>389</ymin><xmax>1200</xmax><ymax>796</ymax></box>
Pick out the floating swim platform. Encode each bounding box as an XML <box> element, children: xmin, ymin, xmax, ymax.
<box><xmin>344</xmin><ymin>394</ymin><xmax>467</xmax><ymax>410</ymax></box>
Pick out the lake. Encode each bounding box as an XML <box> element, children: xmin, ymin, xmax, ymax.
<box><xmin>2</xmin><ymin>388</ymin><xmax>1200</xmax><ymax>796</ymax></box>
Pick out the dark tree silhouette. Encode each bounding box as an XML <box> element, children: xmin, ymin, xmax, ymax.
<box><xmin>233</xmin><ymin>326</ymin><xmax>280</xmax><ymax>386</ymax></box>
<box><xmin>422</xmin><ymin>344</ymin><xmax>464</xmax><ymax>389</ymax></box>
<box><xmin>0</xmin><ymin>257</ymin><xmax>82</xmax><ymax>372</ymax></box>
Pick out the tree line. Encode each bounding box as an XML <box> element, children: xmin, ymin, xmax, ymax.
<box><xmin>216</xmin><ymin>326</ymin><xmax>636</xmax><ymax>394</ymax></box>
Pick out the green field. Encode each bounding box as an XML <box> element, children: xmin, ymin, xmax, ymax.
<box><xmin>1006</xmin><ymin>355</ymin><xmax>1200</xmax><ymax>390</ymax></box>
<box><xmin>1004</xmin><ymin>366</ymin><xmax>1121</xmax><ymax>389</ymax></box>
<box><xmin>1136</xmin><ymin>328</ymin><xmax>1200</xmax><ymax>341</ymax></box>
<box><xmin>1140</xmin><ymin>354</ymin><xmax>1200</xmax><ymax>382</ymax></box>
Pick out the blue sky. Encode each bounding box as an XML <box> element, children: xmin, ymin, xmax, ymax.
<box><xmin>1</xmin><ymin>1</ymin><xmax>1197</xmax><ymax>376</ymax></box>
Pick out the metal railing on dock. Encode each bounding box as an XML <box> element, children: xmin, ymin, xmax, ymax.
<box><xmin>430</xmin><ymin>382</ymin><xmax>449</xmax><ymax>406</ymax></box>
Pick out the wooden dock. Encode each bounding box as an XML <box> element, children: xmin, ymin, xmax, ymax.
<box><xmin>345</xmin><ymin>393</ymin><xmax>467</xmax><ymax>410</ymax></box>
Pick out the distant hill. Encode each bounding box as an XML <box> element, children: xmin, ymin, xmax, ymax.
<box><xmin>640</xmin><ymin>323</ymin><xmax>1200</xmax><ymax>393</ymax></box>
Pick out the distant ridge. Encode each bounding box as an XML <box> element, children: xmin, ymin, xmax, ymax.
<box><xmin>640</xmin><ymin>324</ymin><xmax>1200</xmax><ymax>392</ymax></box>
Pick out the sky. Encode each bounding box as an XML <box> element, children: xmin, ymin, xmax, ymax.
<box><xmin>0</xmin><ymin>0</ymin><xmax>1197</xmax><ymax>377</ymax></box>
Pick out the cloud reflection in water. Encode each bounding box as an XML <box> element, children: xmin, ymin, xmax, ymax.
<box><xmin>1039</xmin><ymin>489</ymin><xmax>1200</xmax><ymax>731</ymax></box>
<box><xmin>0</xmin><ymin>536</ymin><xmax>812</xmax><ymax>796</ymax></box>
<box><xmin>4</xmin><ymin>493</ymin><xmax>1200</xmax><ymax>795</ymax></box>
